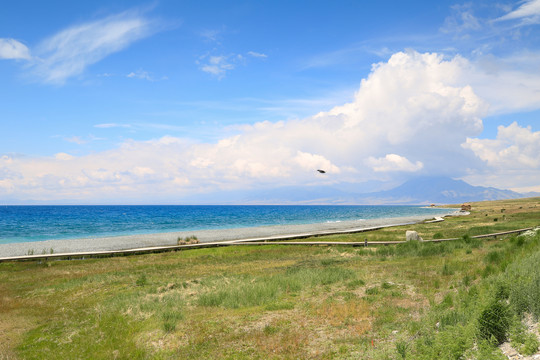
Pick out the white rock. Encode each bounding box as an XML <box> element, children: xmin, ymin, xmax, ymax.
<box><xmin>406</xmin><ymin>230</ymin><xmax>423</xmax><ymax>241</ymax></box>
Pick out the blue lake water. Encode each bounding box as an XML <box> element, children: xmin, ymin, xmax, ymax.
<box><xmin>0</xmin><ymin>205</ymin><xmax>454</xmax><ymax>244</ymax></box>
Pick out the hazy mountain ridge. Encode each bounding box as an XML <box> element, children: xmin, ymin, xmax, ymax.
<box><xmin>205</xmin><ymin>176</ymin><xmax>539</xmax><ymax>205</ymax></box>
<box><xmin>5</xmin><ymin>177</ymin><xmax>538</xmax><ymax>205</ymax></box>
<box><xmin>358</xmin><ymin>176</ymin><xmax>536</xmax><ymax>205</ymax></box>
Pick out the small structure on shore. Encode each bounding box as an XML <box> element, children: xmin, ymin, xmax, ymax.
<box><xmin>461</xmin><ymin>203</ymin><xmax>472</xmax><ymax>211</ymax></box>
<box><xmin>178</xmin><ymin>235</ymin><xmax>199</xmax><ymax>245</ymax></box>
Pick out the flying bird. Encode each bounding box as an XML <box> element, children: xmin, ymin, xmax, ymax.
<box><xmin>317</xmin><ymin>169</ymin><xmax>326</xmax><ymax>174</ymax></box>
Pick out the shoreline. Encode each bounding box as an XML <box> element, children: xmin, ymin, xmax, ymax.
<box><xmin>0</xmin><ymin>212</ymin><xmax>459</xmax><ymax>258</ymax></box>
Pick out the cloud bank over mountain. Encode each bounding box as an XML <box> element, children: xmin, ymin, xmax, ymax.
<box><xmin>2</xmin><ymin>49</ymin><xmax>539</xmax><ymax>203</ymax></box>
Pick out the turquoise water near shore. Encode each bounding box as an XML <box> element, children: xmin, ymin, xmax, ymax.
<box><xmin>0</xmin><ymin>205</ymin><xmax>454</xmax><ymax>244</ymax></box>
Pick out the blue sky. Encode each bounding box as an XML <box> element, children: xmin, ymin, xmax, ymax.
<box><xmin>1</xmin><ymin>0</ymin><xmax>540</xmax><ymax>204</ymax></box>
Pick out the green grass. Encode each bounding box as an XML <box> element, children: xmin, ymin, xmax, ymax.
<box><xmin>0</xmin><ymin>197</ymin><xmax>539</xmax><ymax>359</ymax></box>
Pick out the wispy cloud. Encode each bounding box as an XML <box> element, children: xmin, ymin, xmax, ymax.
<box><xmin>94</xmin><ymin>123</ymin><xmax>133</xmax><ymax>129</ymax></box>
<box><xmin>198</xmin><ymin>54</ymin><xmax>236</xmax><ymax>78</ymax></box>
<box><xmin>440</xmin><ymin>3</ymin><xmax>481</xmax><ymax>34</ymax></box>
<box><xmin>197</xmin><ymin>51</ymin><xmax>267</xmax><ymax>79</ymax></box>
<box><xmin>94</xmin><ymin>122</ymin><xmax>188</xmax><ymax>132</ymax></box>
<box><xmin>29</xmin><ymin>9</ymin><xmax>163</xmax><ymax>84</ymax></box>
<box><xmin>59</xmin><ymin>134</ymin><xmax>105</xmax><ymax>144</ymax></box>
<box><xmin>0</xmin><ymin>38</ymin><xmax>31</xmax><ymax>60</ymax></box>
<box><xmin>126</xmin><ymin>69</ymin><xmax>167</xmax><ymax>81</ymax></box>
<box><xmin>199</xmin><ymin>28</ymin><xmax>223</xmax><ymax>42</ymax></box>
<box><xmin>65</xmin><ymin>136</ymin><xmax>87</xmax><ymax>145</ymax></box>
<box><xmin>127</xmin><ymin>70</ymin><xmax>153</xmax><ymax>80</ymax></box>
<box><xmin>247</xmin><ymin>51</ymin><xmax>267</xmax><ymax>58</ymax></box>
<box><xmin>496</xmin><ymin>0</ymin><xmax>540</xmax><ymax>23</ymax></box>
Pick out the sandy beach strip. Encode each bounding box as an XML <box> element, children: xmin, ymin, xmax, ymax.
<box><xmin>0</xmin><ymin>213</ymin><xmax>453</xmax><ymax>258</ymax></box>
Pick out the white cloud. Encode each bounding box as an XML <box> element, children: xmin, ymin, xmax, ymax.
<box><xmin>461</xmin><ymin>54</ymin><xmax>540</xmax><ymax>114</ymax></box>
<box><xmin>497</xmin><ymin>0</ymin><xmax>540</xmax><ymax>23</ymax></box>
<box><xmin>294</xmin><ymin>151</ymin><xmax>340</xmax><ymax>174</ymax></box>
<box><xmin>65</xmin><ymin>136</ymin><xmax>87</xmax><ymax>145</ymax></box>
<box><xmin>0</xmin><ymin>38</ymin><xmax>31</xmax><ymax>60</ymax></box>
<box><xmin>199</xmin><ymin>55</ymin><xmax>235</xmax><ymax>78</ymax></box>
<box><xmin>55</xmin><ymin>153</ymin><xmax>74</xmax><ymax>161</ymax></box>
<box><xmin>247</xmin><ymin>51</ymin><xmax>267</xmax><ymax>58</ymax></box>
<box><xmin>1</xmin><ymin>50</ymin><xmax>500</xmax><ymax>202</ymax></box>
<box><xmin>441</xmin><ymin>4</ymin><xmax>482</xmax><ymax>34</ymax></box>
<box><xmin>94</xmin><ymin>123</ymin><xmax>132</xmax><ymax>129</ymax></box>
<box><xmin>198</xmin><ymin>51</ymin><xmax>267</xmax><ymax>78</ymax></box>
<box><xmin>30</xmin><ymin>9</ymin><xmax>160</xmax><ymax>84</ymax></box>
<box><xmin>367</xmin><ymin>154</ymin><xmax>423</xmax><ymax>172</ymax></box>
<box><xmin>199</xmin><ymin>29</ymin><xmax>223</xmax><ymax>42</ymax></box>
<box><xmin>126</xmin><ymin>69</ymin><xmax>166</xmax><ymax>81</ymax></box>
<box><xmin>462</xmin><ymin>122</ymin><xmax>540</xmax><ymax>191</ymax></box>
<box><xmin>463</xmin><ymin>122</ymin><xmax>540</xmax><ymax>169</ymax></box>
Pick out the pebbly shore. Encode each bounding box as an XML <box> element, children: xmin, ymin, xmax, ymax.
<box><xmin>0</xmin><ymin>213</ymin><xmax>459</xmax><ymax>258</ymax></box>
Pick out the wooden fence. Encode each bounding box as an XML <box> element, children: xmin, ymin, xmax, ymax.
<box><xmin>0</xmin><ymin>227</ymin><xmax>535</xmax><ymax>263</ymax></box>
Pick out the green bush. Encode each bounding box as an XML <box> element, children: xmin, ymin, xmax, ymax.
<box><xmin>477</xmin><ymin>300</ymin><xmax>510</xmax><ymax>344</ymax></box>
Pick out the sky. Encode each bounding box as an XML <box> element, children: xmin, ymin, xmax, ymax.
<box><xmin>1</xmin><ymin>0</ymin><xmax>540</xmax><ymax>204</ymax></box>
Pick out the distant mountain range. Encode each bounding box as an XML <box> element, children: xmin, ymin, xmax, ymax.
<box><xmin>355</xmin><ymin>176</ymin><xmax>540</xmax><ymax>205</ymax></box>
<box><xmin>186</xmin><ymin>176</ymin><xmax>539</xmax><ymax>205</ymax></box>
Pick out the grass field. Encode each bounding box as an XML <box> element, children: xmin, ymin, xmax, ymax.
<box><xmin>1</xmin><ymin>198</ymin><xmax>539</xmax><ymax>359</ymax></box>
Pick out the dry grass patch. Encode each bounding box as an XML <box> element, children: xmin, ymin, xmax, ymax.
<box><xmin>315</xmin><ymin>299</ymin><xmax>372</xmax><ymax>333</ymax></box>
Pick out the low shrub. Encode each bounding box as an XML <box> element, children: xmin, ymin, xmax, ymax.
<box><xmin>477</xmin><ymin>300</ymin><xmax>510</xmax><ymax>344</ymax></box>
<box><xmin>177</xmin><ymin>235</ymin><xmax>199</xmax><ymax>245</ymax></box>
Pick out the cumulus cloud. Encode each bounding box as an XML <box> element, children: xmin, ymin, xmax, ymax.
<box><xmin>367</xmin><ymin>154</ymin><xmax>423</xmax><ymax>172</ymax></box>
<box><xmin>0</xmin><ymin>38</ymin><xmax>31</xmax><ymax>60</ymax></box>
<box><xmin>1</xmin><ymin>50</ymin><xmax>498</xmax><ymax>202</ymax></box>
<box><xmin>463</xmin><ymin>54</ymin><xmax>540</xmax><ymax>114</ymax></box>
<box><xmin>462</xmin><ymin>122</ymin><xmax>540</xmax><ymax>191</ymax></box>
<box><xmin>464</xmin><ymin>122</ymin><xmax>540</xmax><ymax>169</ymax></box>
<box><xmin>30</xmin><ymin>9</ymin><xmax>160</xmax><ymax>84</ymax></box>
